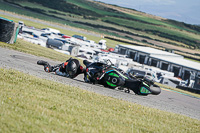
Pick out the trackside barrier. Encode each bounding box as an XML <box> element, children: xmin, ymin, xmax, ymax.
<box><xmin>0</xmin><ymin>17</ymin><xmax>19</xmax><ymax>44</ymax></box>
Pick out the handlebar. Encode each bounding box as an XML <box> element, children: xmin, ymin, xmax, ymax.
<box><xmin>103</xmin><ymin>59</ymin><xmax>115</xmax><ymax>69</ymax></box>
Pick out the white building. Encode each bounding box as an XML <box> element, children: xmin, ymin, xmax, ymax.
<box><xmin>116</xmin><ymin>44</ymin><xmax>200</xmax><ymax>89</ymax></box>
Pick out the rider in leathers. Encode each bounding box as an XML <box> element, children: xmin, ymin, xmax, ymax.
<box><xmin>37</xmin><ymin>57</ymin><xmax>85</xmax><ymax>78</ymax></box>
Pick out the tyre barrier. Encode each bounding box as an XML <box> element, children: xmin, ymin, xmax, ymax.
<box><xmin>0</xmin><ymin>17</ymin><xmax>19</xmax><ymax>44</ymax></box>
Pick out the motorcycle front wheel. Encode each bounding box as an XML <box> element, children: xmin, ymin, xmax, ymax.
<box><xmin>149</xmin><ymin>84</ymin><xmax>161</xmax><ymax>95</ymax></box>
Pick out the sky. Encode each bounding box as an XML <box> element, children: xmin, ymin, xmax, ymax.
<box><xmin>94</xmin><ymin>0</ymin><xmax>200</xmax><ymax>25</ymax></box>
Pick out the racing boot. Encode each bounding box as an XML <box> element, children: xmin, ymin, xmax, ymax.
<box><xmin>37</xmin><ymin>60</ymin><xmax>53</xmax><ymax>72</ymax></box>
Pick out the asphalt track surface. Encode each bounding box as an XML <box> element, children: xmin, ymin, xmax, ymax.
<box><xmin>0</xmin><ymin>47</ymin><xmax>200</xmax><ymax>120</ymax></box>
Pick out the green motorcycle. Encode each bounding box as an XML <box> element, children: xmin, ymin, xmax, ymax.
<box><xmin>83</xmin><ymin>60</ymin><xmax>161</xmax><ymax>96</ymax></box>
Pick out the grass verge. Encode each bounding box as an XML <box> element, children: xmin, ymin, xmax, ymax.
<box><xmin>0</xmin><ymin>68</ymin><xmax>199</xmax><ymax>132</ymax></box>
<box><xmin>156</xmin><ymin>83</ymin><xmax>200</xmax><ymax>98</ymax></box>
<box><xmin>0</xmin><ymin>39</ymin><xmax>81</xmax><ymax>63</ymax></box>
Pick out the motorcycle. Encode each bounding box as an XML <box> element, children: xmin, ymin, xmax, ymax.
<box><xmin>83</xmin><ymin>60</ymin><xmax>161</xmax><ymax>96</ymax></box>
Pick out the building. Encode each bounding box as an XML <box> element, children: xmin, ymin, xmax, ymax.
<box><xmin>115</xmin><ymin>44</ymin><xmax>200</xmax><ymax>89</ymax></box>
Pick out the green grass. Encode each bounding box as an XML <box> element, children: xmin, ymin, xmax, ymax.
<box><xmin>0</xmin><ymin>1</ymin><xmax>63</xmax><ymax>23</ymax></box>
<box><xmin>66</xmin><ymin>0</ymin><xmax>125</xmax><ymax>17</ymax></box>
<box><xmin>67</xmin><ymin>0</ymin><xmax>197</xmax><ymax>33</ymax></box>
<box><xmin>0</xmin><ymin>68</ymin><xmax>200</xmax><ymax>132</ymax></box>
<box><xmin>103</xmin><ymin>17</ymin><xmax>200</xmax><ymax>43</ymax></box>
<box><xmin>0</xmin><ymin>39</ymin><xmax>72</xmax><ymax>62</ymax></box>
<box><xmin>185</xmin><ymin>58</ymin><xmax>200</xmax><ymax>63</ymax></box>
<box><xmin>125</xmin><ymin>13</ymin><xmax>199</xmax><ymax>33</ymax></box>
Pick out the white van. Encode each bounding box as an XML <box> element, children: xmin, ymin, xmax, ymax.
<box><xmin>77</xmin><ymin>47</ymin><xmax>95</xmax><ymax>59</ymax></box>
<box><xmin>42</xmin><ymin>28</ymin><xmax>60</xmax><ymax>34</ymax></box>
<box><xmin>98</xmin><ymin>39</ymin><xmax>107</xmax><ymax>50</ymax></box>
<box><xmin>18</xmin><ymin>21</ymin><xmax>24</xmax><ymax>26</ymax></box>
<box><xmin>86</xmin><ymin>40</ymin><xmax>97</xmax><ymax>47</ymax></box>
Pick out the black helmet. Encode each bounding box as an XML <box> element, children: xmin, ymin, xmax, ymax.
<box><xmin>66</xmin><ymin>59</ymin><xmax>79</xmax><ymax>78</ymax></box>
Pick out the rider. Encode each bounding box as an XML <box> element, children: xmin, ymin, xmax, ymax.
<box><xmin>37</xmin><ymin>57</ymin><xmax>85</xmax><ymax>78</ymax></box>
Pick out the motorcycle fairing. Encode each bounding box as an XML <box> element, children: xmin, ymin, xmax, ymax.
<box><xmin>106</xmin><ymin>69</ymin><xmax>128</xmax><ymax>80</ymax></box>
<box><xmin>140</xmin><ymin>86</ymin><xmax>151</xmax><ymax>94</ymax></box>
<box><xmin>142</xmin><ymin>82</ymin><xmax>150</xmax><ymax>88</ymax></box>
<box><xmin>108</xmin><ymin>72</ymin><xmax>119</xmax><ymax>77</ymax></box>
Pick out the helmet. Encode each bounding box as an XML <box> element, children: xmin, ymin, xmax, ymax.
<box><xmin>66</xmin><ymin>59</ymin><xmax>79</xmax><ymax>78</ymax></box>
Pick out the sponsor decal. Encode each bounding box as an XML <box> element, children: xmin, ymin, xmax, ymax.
<box><xmin>142</xmin><ymin>82</ymin><xmax>149</xmax><ymax>88</ymax></box>
<box><xmin>140</xmin><ymin>87</ymin><xmax>151</xmax><ymax>94</ymax></box>
<box><xmin>109</xmin><ymin>73</ymin><xmax>119</xmax><ymax>77</ymax></box>
<box><xmin>106</xmin><ymin>70</ymin><xmax>128</xmax><ymax>79</ymax></box>
<box><xmin>106</xmin><ymin>81</ymin><xmax>117</xmax><ymax>87</ymax></box>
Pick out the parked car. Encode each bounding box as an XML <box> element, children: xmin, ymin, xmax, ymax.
<box><xmin>46</xmin><ymin>38</ymin><xmax>64</xmax><ymax>50</ymax></box>
<box><xmin>23</xmin><ymin>31</ymin><xmax>39</xmax><ymax>38</ymax></box>
<box><xmin>62</xmin><ymin>35</ymin><xmax>71</xmax><ymax>39</ymax></box>
<box><xmin>72</xmin><ymin>35</ymin><xmax>86</xmax><ymax>41</ymax></box>
<box><xmin>54</xmin><ymin>38</ymin><xmax>70</xmax><ymax>44</ymax></box>
<box><xmin>77</xmin><ymin>47</ymin><xmax>95</xmax><ymax>59</ymax></box>
<box><xmin>85</xmin><ymin>40</ymin><xmax>97</xmax><ymax>47</ymax></box>
<box><xmin>42</xmin><ymin>28</ymin><xmax>60</xmax><ymax>34</ymax></box>
<box><xmin>40</xmin><ymin>33</ymin><xmax>51</xmax><ymax>38</ymax></box>
<box><xmin>57</xmin><ymin>33</ymin><xmax>64</xmax><ymax>36</ymax></box>
<box><xmin>108</xmin><ymin>48</ymin><xmax>114</xmax><ymax>52</ymax></box>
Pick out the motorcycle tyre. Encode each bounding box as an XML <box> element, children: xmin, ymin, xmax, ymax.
<box><xmin>149</xmin><ymin>84</ymin><xmax>161</xmax><ymax>95</ymax></box>
<box><xmin>103</xmin><ymin>80</ymin><xmax>117</xmax><ymax>89</ymax></box>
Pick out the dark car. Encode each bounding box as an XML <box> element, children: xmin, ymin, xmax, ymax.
<box><xmin>54</xmin><ymin>38</ymin><xmax>70</xmax><ymax>44</ymax></box>
<box><xmin>72</xmin><ymin>35</ymin><xmax>86</xmax><ymax>41</ymax></box>
<box><xmin>23</xmin><ymin>31</ymin><xmax>39</xmax><ymax>38</ymax></box>
<box><xmin>40</xmin><ymin>33</ymin><xmax>51</xmax><ymax>38</ymax></box>
<box><xmin>57</xmin><ymin>33</ymin><xmax>64</xmax><ymax>36</ymax></box>
<box><xmin>46</xmin><ymin>38</ymin><xmax>64</xmax><ymax>50</ymax></box>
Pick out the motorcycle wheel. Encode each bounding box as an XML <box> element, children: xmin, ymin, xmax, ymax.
<box><xmin>103</xmin><ymin>81</ymin><xmax>116</xmax><ymax>89</ymax></box>
<box><xmin>149</xmin><ymin>84</ymin><xmax>161</xmax><ymax>95</ymax></box>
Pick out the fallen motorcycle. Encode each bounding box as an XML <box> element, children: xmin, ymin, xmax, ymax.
<box><xmin>83</xmin><ymin>60</ymin><xmax>161</xmax><ymax>96</ymax></box>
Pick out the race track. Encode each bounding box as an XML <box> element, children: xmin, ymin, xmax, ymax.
<box><xmin>0</xmin><ymin>47</ymin><xmax>200</xmax><ymax>120</ymax></box>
